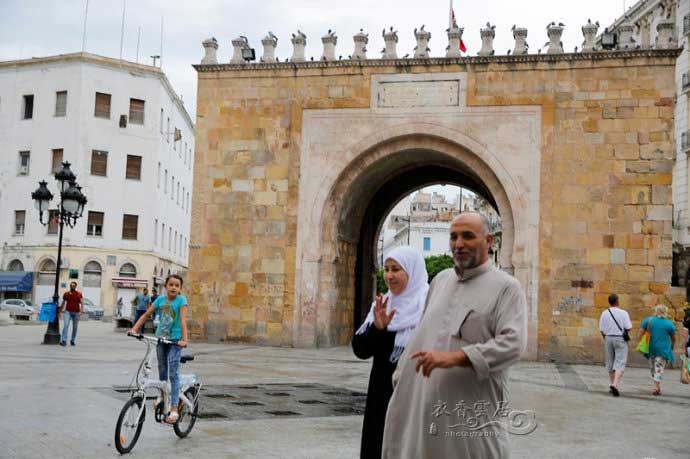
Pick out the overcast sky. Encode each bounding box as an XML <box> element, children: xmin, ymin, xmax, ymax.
<box><xmin>1</xmin><ymin>0</ymin><xmax>626</xmax><ymax>118</ymax></box>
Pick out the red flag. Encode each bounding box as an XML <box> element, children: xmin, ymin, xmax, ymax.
<box><xmin>450</xmin><ymin>3</ymin><xmax>467</xmax><ymax>53</ymax></box>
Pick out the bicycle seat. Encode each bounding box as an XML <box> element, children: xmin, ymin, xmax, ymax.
<box><xmin>180</xmin><ymin>354</ymin><xmax>194</xmax><ymax>363</ymax></box>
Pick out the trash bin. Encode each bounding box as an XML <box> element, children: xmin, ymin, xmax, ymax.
<box><xmin>38</xmin><ymin>303</ymin><xmax>57</xmax><ymax>322</ymax></box>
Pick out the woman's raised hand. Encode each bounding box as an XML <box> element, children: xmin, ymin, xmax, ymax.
<box><xmin>373</xmin><ymin>294</ymin><xmax>396</xmax><ymax>330</ymax></box>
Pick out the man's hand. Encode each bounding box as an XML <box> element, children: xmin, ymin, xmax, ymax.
<box><xmin>411</xmin><ymin>350</ymin><xmax>468</xmax><ymax>377</ymax></box>
<box><xmin>177</xmin><ymin>340</ymin><xmax>188</xmax><ymax>348</ymax></box>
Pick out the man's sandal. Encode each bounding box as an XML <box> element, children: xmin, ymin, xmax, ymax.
<box><xmin>165</xmin><ymin>411</ymin><xmax>179</xmax><ymax>424</ymax></box>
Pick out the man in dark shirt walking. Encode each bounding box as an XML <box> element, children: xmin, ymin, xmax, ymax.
<box><xmin>59</xmin><ymin>281</ymin><xmax>83</xmax><ymax>346</ymax></box>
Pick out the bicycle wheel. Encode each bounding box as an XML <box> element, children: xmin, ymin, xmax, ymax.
<box><xmin>173</xmin><ymin>387</ymin><xmax>199</xmax><ymax>438</ymax></box>
<box><xmin>114</xmin><ymin>396</ymin><xmax>146</xmax><ymax>454</ymax></box>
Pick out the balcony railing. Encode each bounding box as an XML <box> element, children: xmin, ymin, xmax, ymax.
<box><xmin>682</xmin><ymin>131</ymin><xmax>690</xmax><ymax>151</ymax></box>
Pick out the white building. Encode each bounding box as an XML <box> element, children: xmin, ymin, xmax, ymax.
<box><xmin>602</xmin><ymin>0</ymin><xmax>690</xmax><ymax>287</ymax></box>
<box><xmin>0</xmin><ymin>52</ymin><xmax>194</xmax><ymax>315</ymax></box>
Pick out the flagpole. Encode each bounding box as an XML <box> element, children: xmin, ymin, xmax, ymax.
<box><xmin>81</xmin><ymin>0</ymin><xmax>90</xmax><ymax>52</ymax></box>
<box><xmin>119</xmin><ymin>0</ymin><xmax>126</xmax><ymax>61</ymax></box>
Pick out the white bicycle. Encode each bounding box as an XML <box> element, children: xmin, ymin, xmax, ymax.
<box><xmin>114</xmin><ymin>332</ymin><xmax>202</xmax><ymax>454</ymax></box>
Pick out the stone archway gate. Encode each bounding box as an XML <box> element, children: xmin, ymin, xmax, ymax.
<box><xmin>189</xmin><ymin>48</ymin><xmax>678</xmax><ymax>363</ymax></box>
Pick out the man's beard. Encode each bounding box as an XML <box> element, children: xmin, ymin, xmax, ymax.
<box><xmin>453</xmin><ymin>251</ymin><xmax>478</xmax><ymax>270</ymax></box>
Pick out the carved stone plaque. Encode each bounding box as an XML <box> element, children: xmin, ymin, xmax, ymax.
<box><xmin>377</xmin><ymin>80</ymin><xmax>459</xmax><ymax>108</ymax></box>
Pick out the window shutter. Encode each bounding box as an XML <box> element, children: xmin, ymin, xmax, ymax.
<box><xmin>55</xmin><ymin>91</ymin><xmax>67</xmax><ymax>116</ymax></box>
<box><xmin>122</xmin><ymin>214</ymin><xmax>138</xmax><ymax>240</ymax></box>
<box><xmin>94</xmin><ymin>92</ymin><xmax>111</xmax><ymax>118</ymax></box>
<box><xmin>52</xmin><ymin>149</ymin><xmax>64</xmax><ymax>173</ymax></box>
<box><xmin>91</xmin><ymin>150</ymin><xmax>108</xmax><ymax>176</ymax></box>
<box><xmin>87</xmin><ymin>211</ymin><xmax>104</xmax><ymax>236</ymax></box>
<box><xmin>129</xmin><ymin>98</ymin><xmax>145</xmax><ymax>124</ymax></box>
<box><xmin>125</xmin><ymin>155</ymin><xmax>142</xmax><ymax>180</ymax></box>
<box><xmin>47</xmin><ymin>210</ymin><xmax>59</xmax><ymax>234</ymax></box>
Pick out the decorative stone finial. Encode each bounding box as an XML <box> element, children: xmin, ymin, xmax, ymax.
<box><xmin>261</xmin><ymin>32</ymin><xmax>278</xmax><ymax>63</ymax></box>
<box><xmin>290</xmin><ymin>30</ymin><xmax>307</xmax><ymax>62</ymax></box>
<box><xmin>617</xmin><ymin>22</ymin><xmax>637</xmax><ymax>50</ymax></box>
<box><xmin>511</xmin><ymin>25</ymin><xmax>528</xmax><ymax>55</ymax></box>
<box><xmin>352</xmin><ymin>29</ymin><xmax>368</xmax><ymax>60</ymax></box>
<box><xmin>382</xmin><ymin>27</ymin><xmax>398</xmax><ymax>59</ymax></box>
<box><xmin>413</xmin><ymin>25</ymin><xmax>431</xmax><ymax>58</ymax></box>
<box><xmin>581</xmin><ymin>19</ymin><xmax>599</xmax><ymax>52</ymax></box>
<box><xmin>201</xmin><ymin>37</ymin><xmax>219</xmax><ymax>64</ymax></box>
<box><xmin>655</xmin><ymin>20</ymin><xmax>676</xmax><ymax>49</ymax></box>
<box><xmin>230</xmin><ymin>36</ymin><xmax>249</xmax><ymax>64</ymax></box>
<box><xmin>479</xmin><ymin>22</ymin><xmax>496</xmax><ymax>56</ymax></box>
<box><xmin>321</xmin><ymin>29</ymin><xmax>337</xmax><ymax>61</ymax></box>
<box><xmin>446</xmin><ymin>23</ymin><xmax>464</xmax><ymax>58</ymax></box>
<box><xmin>545</xmin><ymin>22</ymin><xmax>564</xmax><ymax>54</ymax></box>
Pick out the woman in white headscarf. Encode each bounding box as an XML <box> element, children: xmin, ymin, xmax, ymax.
<box><xmin>352</xmin><ymin>246</ymin><xmax>429</xmax><ymax>459</ymax></box>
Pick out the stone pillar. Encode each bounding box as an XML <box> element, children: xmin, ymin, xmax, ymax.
<box><xmin>512</xmin><ymin>26</ymin><xmax>528</xmax><ymax>55</ymax></box>
<box><xmin>446</xmin><ymin>24</ymin><xmax>464</xmax><ymax>58</ymax></box>
<box><xmin>321</xmin><ymin>30</ymin><xmax>337</xmax><ymax>61</ymax></box>
<box><xmin>291</xmin><ymin>30</ymin><xmax>307</xmax><ymax>62</ymax></box>
<box><xmin>546</xmin><ymin>22</ymin><xmax>564</xmax><ymax>54</ymax></box>
<box><xmin>655</xmin><ymin>20</ymin><xmax>676</xmax><ymax>49</ymax></box>
<box><xmin>382</xmin><ymin>27</ymin><xmax>398</xmax><ymax>59</ymax></box>
<box><xmin>617</xmin><ymin>23</ymin><xmax>637</xmax><ymax>50</ymax></box>
<box><xmin>230</xmin><ymin>36</ymin><xmax>249</xmax><ymax>64</ymax></box>
<box><xmin>413</xmin><ymin>25</ymin><xmax>431</xmax><ymax>58</ymax></box>
<box><xmin>261</xmin><ymin>32</ymin><xmax>278</xmax><ymax>63</ymax></box>
<box><xmin>636</xmin><ymin>15</ymin><xmax>652</xmax><ymax>48</ymax></box>
<box><xmin>352</xmin><ymin>29</ymin><xmax>368</xmax><ymax>60</ymax></box>
<box><xmin>479</xmin><ymin>22</ymin><xmax>496</xmax><ymax>56</ymax></box>
<box><xmin>581</xmin><ymin>20</ymin><xmax>599</xmax><ymax>52</ymax></box>
<box><xmin>201</xmin><ymin>37</ymin><xmax>218</xmax><ymax>64</ymax></box>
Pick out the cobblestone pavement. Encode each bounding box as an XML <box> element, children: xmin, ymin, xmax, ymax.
<box><xmin>1</xmin><ymin>321</ymin><xmax>688</xmax><ymax>458</ymax></box>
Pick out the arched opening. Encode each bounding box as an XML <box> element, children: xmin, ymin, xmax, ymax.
<box><xmin>35</xmin><ymin>258</ymin><xmax>57</xmax><ymax>303</ymax></box>
<box><xmin>119</xmin><ymin>263</ymin><xmax>137</xmax><ymax>278</ymax></box>
<box><xmin>7</xmin><ymin>259</ymin><xmax>24</xmax><ymax>271</ymax></box>
<box><xmin>83</xmin><ymin>260</ymin><xmax>103</xmax><ymax>305</ymax></box>
<box><xmin>305</xmin><ymin>133</ymin><xmax>519</xmax><ymax>347</ymax></box>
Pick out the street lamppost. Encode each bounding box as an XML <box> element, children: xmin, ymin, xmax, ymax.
<box><xmin>31</xmin><ymin>162</ymin><xmax>87</xmax><ymax>345</ymax></box>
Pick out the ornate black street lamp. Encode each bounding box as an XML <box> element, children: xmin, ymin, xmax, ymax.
<box><xmin>31</xmin><ymin>162</ymin><xmax>87</xmax><ymax>345</ymax></box>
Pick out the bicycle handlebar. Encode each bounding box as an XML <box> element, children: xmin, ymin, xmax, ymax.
<box><xmin>127</xmin><ymin>332</ymin><xmax>183</xmax><ymax>346</ymax></box>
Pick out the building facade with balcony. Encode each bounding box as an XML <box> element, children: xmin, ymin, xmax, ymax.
<box><xmin>0</xmin><ymin>53</ymin><xmax>194</xmax><ymax>315</ymax></box>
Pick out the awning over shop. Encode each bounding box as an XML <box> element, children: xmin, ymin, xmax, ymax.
<box><xmin>0</xmin><ymin>271</ymin><xmax>34</xmax><ymax>292</ymax></box>
<box><xmin>111</xmin><ymin>277</ymin><xmax>148</xmax><ymax>288</ymax></box>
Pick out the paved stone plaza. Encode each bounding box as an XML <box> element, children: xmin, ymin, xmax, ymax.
<box><xmin>0</xmin><ymin>321</ymin><xmax>688</xmax><ymax>458</ymax></box>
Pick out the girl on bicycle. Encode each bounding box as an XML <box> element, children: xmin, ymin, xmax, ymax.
<box><xmin>131</xmin><ymin>274</ymin><xmax>189</xmax><ymax>423</ymax></box>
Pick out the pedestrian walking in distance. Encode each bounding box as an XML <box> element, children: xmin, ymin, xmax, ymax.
<box><xmin>598</xmin><ymin>293</ymin><xmax>632</xmax><ymax>396</ymax></box>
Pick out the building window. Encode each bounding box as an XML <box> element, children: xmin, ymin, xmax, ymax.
<box><xmin>166</xmin><ymin>117</ymin><xmax>170</xmax><ymax>142</ymax></box>
<box><xmin>83</xmin><ymin>261</ymin><xmax>102</xmax><ymax>287</ymax></box>
<box><xmin>51</xmin><ymin>149</ymin><xmax>64</xmax><ymax>174</ymax></box>
<box><xmin>164</xmin><ymin>170</ymin><xmax>168</xmax><ymax>193</ymax></box>
<box><xmin>187</xmin><ymin>192</ymin><xmax>190</xmax><ymax>213</ymax></box>
<box><xmin>171</xmin><ymin>176</ymin><xmax>175</xmax><ymax>200</ymax></box>
<box><xmin>168</xmin><ymin>227</ymin><xmax>172</xmax><ymax>251</ymax></box>
<box><xmin>94</xmin><ymin>92</ymin><xmax>111</xmax><ymax>118</ymax></box>
<box><xmin>176</xmin><ymin>182</ymin><xmax>180</xmax><ymax>205</ymax></box>
<box><xmin>14</xmin><ymin>210</ymin><xmax>25</xmax><ymax>235</ymax></box>
<box><xmin>122</xmin><ymin>214</ymin><xmax>138</xmax><ymax>240</ymax></box>
<box><xmin>90</xmin><ymin>150</ymin><xmax>108</xmax><ymax>176</ymax></box>
<box><xmin>129</xmin><ymin>98</ymin><xmax>145</xmax><ymax>125</ymax></box>
<box><xmin>8</xmin><ymin>259</ymin><xmax>24</xmax><ymax>271</ymax></box>
<box><xmin>55</xmin><ymin>91</ymin><xmax>67</xmax><ymax>117</ymax></box>
<box><xmin>125</xmin><ymin>155</ymin><xmax>142</xmax><ymax>180</ymax></box>
<box><xmin>162</xmin><ymin>223</ymin><xmax>166</xmax><ymax>247</ymax></box>
<box><xmin>119</xmin><ymin>262</ymin><xmax>137</xmax><ymax>278</ymax></box>
<box><xmin>38</xmin><ymin>259</ymin><xmax>56</xmax><ymax>285</ymax></box>
<box><xmin>22</xmin><ymin>95</ymin><xmax>34</xmax><ymax>119</ymax></box>
<box><xmin>160</xmin><ymin>108</ymin><xmax>164</xmax><ymax>134</ymax></box>
<box><xmin>154</xmin><ymin>218</ymin><xmax>158</xmax><ymax>245</ymax></box>
<box><xmin>423</xmin><ymin>237</ymin><xmax>431</xmax><ymax>252</ymax></box>
<box><xmin>182</xmin><ymin>186</ymin><xmax>185</xmax><ymax>208</ymax></box>
<box><xmin>18</xmin><ymin>151</ymin><xmax>30</xmax><ymax>175</ymax></box>
<box><xmin>157</xmin><ymin>162</ymin><xmax>161</xmax><ymax>188</ymax></box>
<box><xmin>174</xmin><ymin>231</ymin><xmax>178</xmax><ymax>254</ymax></box>
<box><xmin>87</xmin><ymin>211</ymin><xmax>104</xmax><ymax>236</ymax></box>
<box><xmin>47</xmin><ymin>209</ymin><xmax>59</xmax><ymax>234</ymax></box>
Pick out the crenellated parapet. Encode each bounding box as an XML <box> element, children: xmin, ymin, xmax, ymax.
<box><xmin>352</xmin><ymin>29</ymin><xmax>368</xmax><ymax>60</ymax></box>
<box><xmin>511</xmin><ymin>25</ymin><xmax>529</xmax><ymax>55</ymax></box>
<box><xmin>478</xmin><ymin>23</ymin><xmax>496</xmax><ymax>56</ymax></box>
<box><xmin>413</xmin><ymin>25</ymin><xmax>431</xmax><ymax>58</ymax></box>
<box><xmin>321</xmin><ymin>30</ymin><xmax>337</xmax><ymax>61</ymax></box>
<box><xmin>581</xmin><ymin>19</ymin><xmax>599</xmax><ymax>52</ymax></box>
<box><xmin>382</xmin><ymin>27</ymin><xmax>398</xmax><ymax>59</ymax></box>
<box><xmin>200</xmin><ymin>20</ymin><xmax>683</xmax><ymax>66</ymax></box>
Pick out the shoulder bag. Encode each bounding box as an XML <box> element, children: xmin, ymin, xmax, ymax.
<box><xmin>608</xmin><ymin>308</ymin><xmax>630</xmax><ymax>342</ymax></box>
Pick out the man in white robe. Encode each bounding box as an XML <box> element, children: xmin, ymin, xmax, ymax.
<box><xmin>382</xmin><ymin>212</ymin><xmax>527</xmax><ymax>458</ymax></box>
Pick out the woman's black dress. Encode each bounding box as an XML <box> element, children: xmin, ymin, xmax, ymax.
<box><xmin>352</xmin><ymin>323</ymin><xmax>397</xmax><ymax>459</ymax></box>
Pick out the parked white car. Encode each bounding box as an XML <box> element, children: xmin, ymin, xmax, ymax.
<box><xmin>82</xmin><ymin>298</ymin><xmax>105</xmax><ymax>320</ymax></box>
<box><xmin>0</xmin><ymin>299</ymin><xmax>36</xmax><ymax>318</ymax></box>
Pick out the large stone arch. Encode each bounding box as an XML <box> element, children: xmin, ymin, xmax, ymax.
<box><xmin>294</xmin><ymin>121</ymin><xmax>538</xmax><ymax>358</ymax></box>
